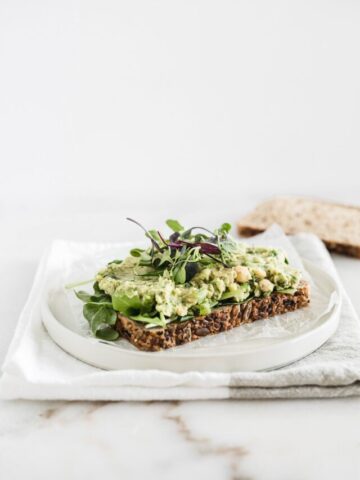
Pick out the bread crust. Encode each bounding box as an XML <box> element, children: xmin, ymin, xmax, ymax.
<box><xmin>237</xmin><ymin>196</ymin><xmax>360</xmax><ymax>258</ymax></box>
<box><xmin>115</xmin><ymin>281</ymin><xmax>310</xmax><ymax>352</ymax></box>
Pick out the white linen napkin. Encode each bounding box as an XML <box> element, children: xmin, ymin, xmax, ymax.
<box><xmin>1</xmin><ymin>227</ymin><xmax>360</xmax><ymax>401</ymax></box>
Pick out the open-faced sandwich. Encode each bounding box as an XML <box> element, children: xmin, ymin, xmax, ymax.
<box><xmin>74</xmin><ymin>219</ymin><xmax>310</xmax><ymax>351</ymax></box>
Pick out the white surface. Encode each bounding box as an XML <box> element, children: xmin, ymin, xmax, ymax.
<box><xmin>2</xmin><ymin>0</ymin><xmax>360</xmax><ymax>478</ymax></box>
<box><xmin>1</xmin><ymin>0</ymin><xmax>360</xmax><ymax>214</ymax></box>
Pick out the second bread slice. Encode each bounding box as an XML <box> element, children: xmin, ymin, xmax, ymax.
<box><xmin>238</xmin><ymin>196</ymin><xmax>360</xmax><ymax>258</ymax></box>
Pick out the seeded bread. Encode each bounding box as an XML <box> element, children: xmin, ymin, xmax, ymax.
<box><xmin>115</xmin><ymin>281</ymin><xmax>310</xmax><ymax>351</ymax></box>
<box><xmin>238</xmin><ymin>197</ymin><xmax>360</xmax><ymax>258</ymax></box>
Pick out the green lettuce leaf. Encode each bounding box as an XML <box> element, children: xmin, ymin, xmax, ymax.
<box><xmin>112</xmin><ymin>293</ymin><xmax>143</xmax><ymax>316</ymax></box>
<box><xmin>129</xmin><ymin>313</ymin><xmax>166</xmax><ymax>328</ymax></box>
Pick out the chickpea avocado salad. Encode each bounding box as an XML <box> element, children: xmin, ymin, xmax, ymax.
<box><xmin>73</xmin><ymin>219</ymin><xmax>308</xmax><ymax>348</ymax></box>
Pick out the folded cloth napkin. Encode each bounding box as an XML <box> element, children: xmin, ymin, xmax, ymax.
<box><xmin>1</xmin><ymin>227</ymin><xmax>360</xmax><ymax>401</ymax></box>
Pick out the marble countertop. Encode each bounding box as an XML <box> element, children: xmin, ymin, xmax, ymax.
<box><xmin>1</xmin><ymin>396</ymin><xmax>360</xmax><ymax>479</ymax></box>
<box><xmin>1</xmin><ymin>210</ymin><xmax>360</xmax><ymax>480</ymax></box>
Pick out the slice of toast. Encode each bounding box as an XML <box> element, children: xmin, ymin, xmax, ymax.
<box><xmin>238</xmin><ymin>196</ymin><xmax>360</xmax><ymax>258</ymax></box>
<box><xmin>115</xmin><ymin>281</ymin><xmax>310</xmax><ymax>351</ymax></box>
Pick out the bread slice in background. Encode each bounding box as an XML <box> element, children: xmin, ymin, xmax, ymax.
<box><xmin>238</xmin><ymin>196</ymin><xmax>360</xmax><ymax>258</ymax></box>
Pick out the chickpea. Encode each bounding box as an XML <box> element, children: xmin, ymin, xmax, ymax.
<box><xmin>175</xmin><ymin>305</ymin><xmax>188</xmax><ymax>317</ymax></box>
<box><xmin>252</xmin><ymin>267</ymin><xmax>266</xmax><ymax>279</ymax></box>
<box><xmin>200</xmin><ymin>268</ymin><xmax>211</xmax><ymax>281</ymax></box>
<box><xmin>235</xmin><ymin>266</ymin><xmax>251</xmax><ymax>283</ymax></box>
<box><xmin>229</xmin><ymin>282</ymin><xmax>239</xmax><ymax>292</ymax></box>
<box><xmin>259</xmin><ymin>279</ymin><xmax>274</xmax><ymax>293</ymax></box>
<box><xmin>214</xmin><ymin>278</ymin><xmax>226</xmax><ymax>293</ymax></box>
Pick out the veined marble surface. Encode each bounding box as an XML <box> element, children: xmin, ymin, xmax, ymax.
<box><xmin>1</xmin><ymin>397</ymin><xmax>360</xmax><ymax>479</ymax></box>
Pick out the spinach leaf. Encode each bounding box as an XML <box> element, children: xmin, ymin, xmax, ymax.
<box><xmin>178</xmin><ymin>314</ymin><xmax>194</xmax><ymax>322</ymax></box>
<box><xmin>96</xmin><ymin>326</ymin><xmax>120</xmax><ymax>341</ymax></box>
<box><xmin>130</xmin><ymin>313</ymin><xmax>166</xmax><ymax>328</ymax></box>
<box><xmin>75</xmin><ymin>284</ymin><xmax>119</xmax><ymax>341</ymax></box>
<box><xmin>112</xmin><ymin>292</ymin><xmax>143</xmax><ymax>316</ymax></box>
<box><xmin>93</xmin><ymin>281</ymin><xmax>104</xmax><ymax>295</ymax></box>
<box><xmin>276</xmin><ymin>287</ymin><xmax>296</xmax><ymax>294</ymax></box>
<box><xmin>90</xmin><ymin>305</ymin><xmax>117</xmax><ymax>334</ymax></box>
<box><xmin>83</xmin><ymin>303</ymin><xmax>102</xmax><ymax>323</ymax></box>
<box><xmin>75</xmin><ymin>290</ymin><xmax>93</xmax><ymax>303</ymax></box>
<box><xmin>83</xmin><ymin>303</ymin><xmax>118</xmax><ymax>339</ymax></box>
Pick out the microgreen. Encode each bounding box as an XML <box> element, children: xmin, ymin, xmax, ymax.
<box><xmin>126</xmin><ymin>217</ymin><xmax>162</xmax><ymax>252</ymax></box>
<box><xmin>108</xmin><ymin>259</ymin><xmax>123</xmax><ymax>265</ymax></box>
<box><xmin>130</xmin><ymin>248</ymin><xmax>145</xmax><ymax>257</ymax></box>
<box><xmin>166</xmin><ymin>219</ymin><xmax>184</xmax><ymax>232</ymax></box>
<box><xmin>126</xmin><ymin>217</ymin><xmax>234</xmax><ymax>283</ymax></box>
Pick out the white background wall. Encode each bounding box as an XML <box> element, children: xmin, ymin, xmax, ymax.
<box><xmin>1</xmin><ymin>1</ymin><xmax>360</xmax><ymax>354</ymax></box>
<box><xmin>1</xmin><ymin>0</ymin><xmax>360</xmax><ymax>221</ymax></box>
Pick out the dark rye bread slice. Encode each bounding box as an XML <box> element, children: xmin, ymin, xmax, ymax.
<box><xmin>238</xmin><ymin>196</ymin><xmax>360</xmax><ymax>258</ymax></box>
<box><xmin>115</xmin><ymin>281</ymin><xmax>310</xmax><ymax>352</ymax></box>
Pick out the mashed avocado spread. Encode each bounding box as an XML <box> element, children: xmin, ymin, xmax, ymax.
<box><xmin>96</xmin><ymin>244</ymin><xmax>300</xmax><ymax>322</ymax></box>
<box><xmin>74</xmin><ymin>219</ymin><xmax>302</xmax><ymax>339</ymax></box>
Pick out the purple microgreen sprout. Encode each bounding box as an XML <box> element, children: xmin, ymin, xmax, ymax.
<box><xmin>127</xmin><ymin>218</ymin><xmax>233</xmax><ymax>281</ymax></box>
<box><xmin>182</xmin><ymin>226</ymin><xmax>216</xmax><ymax>239</ymax></box>
<box><xmin>157</xmin><ymin>230</ymin><xmax>168</xmax><ymax>247</ymax></box>
<box><xmin>126</xmin><ymin>217</ymin><xmax>162</xmax><ymax>252</ymax></box>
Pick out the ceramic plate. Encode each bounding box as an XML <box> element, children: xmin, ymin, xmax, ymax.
<box><xmin>41</xmin><ymin>259</ymin><xmax>341</xmax><ymax>372</ymax></box>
